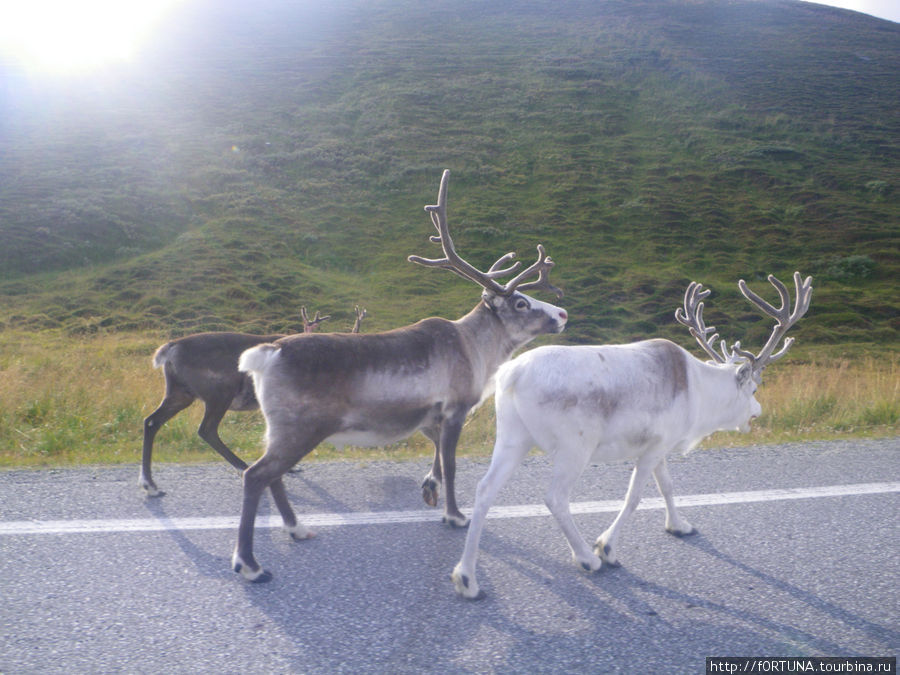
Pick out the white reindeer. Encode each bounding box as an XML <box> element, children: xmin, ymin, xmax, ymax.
<box><xmin>452</xmin><ymin>272</ymin><xmax>812</xmax><ymax>599</ymax></box>
<box><xmin>233</xmin><ymin>170</ymin><xmax>568</xmax><ymax>582</ymax></box>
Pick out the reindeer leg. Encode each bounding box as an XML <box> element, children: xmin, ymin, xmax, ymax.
<box><xmin>653</xmin><ymin>457</ymin><xmax>694</xmax><ymax>536</ymax></box>
<box><xmin>438</xmin><ymin>411</ymin><xmax>469</xmax><ymax>527</ymax></box>
<box><xmin>198</xmin><ymin>400</ymin><xmax>249</xmax><ymax>473</ymax></box>
<box><xmin>269</xmin><ymin>476</ymin><xmax>314</xmax><ymax>540</ymax></box>
<box><xmin>594</xmin><ymin>455</ymin><xmax>656</xmax><ymax>566</ymax></box>
<box><xmin>200</xmin><ymin>400</ymin><xmax>306</xmax><ymax>513</ymax></box>
<box><xmin>545</xmin><ymin>444</ymin><xmax>601</xmax><ymax>573</ymax></box>
<box><xmin>233</xmin><ymin>428</ymin><xmax>324</xmax><ymax>582</ymax></box>
<box><xmin>140</xmin><ymin>390</ymin><xmax>194</xmax><ymax>497</ymax></box>
<box><xmin>420</xmin><ymin>426</ymin><xmax>442</xmax><ymax>508</ymax></box>
<box><xmin>453</xmin><ymin>419</ymin><xmax>532</xmax><ymax>599</ymax></box>
<box><xmin>233</xmin><ymin>450</ymin><xmax>296</xmax><ymax>583</ymax></box>
<box><xmin>232</xmin><ymin>459</ymin><xmax>272</xmax><ymax>583</ymax></box>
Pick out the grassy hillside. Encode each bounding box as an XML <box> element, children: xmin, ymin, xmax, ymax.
<box><xmin>0</xmin><ymin>0</ymin><xmax>897</xmax><ymax>346</ymax></box>
<box><xmin>0</xmin><ymin>0</ymin><xmax>897</xmax><ymax>466</ymax></box>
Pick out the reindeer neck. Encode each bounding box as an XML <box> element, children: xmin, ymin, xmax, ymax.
<box><xmin>454</xmin><ymin>301</ymin><xmax>522</xmax><ymax>365</ymax></box>
<box><xmin>689</xmin><ymin>362</ymin><xmax>748</xmax><ymax>436</ymax></box>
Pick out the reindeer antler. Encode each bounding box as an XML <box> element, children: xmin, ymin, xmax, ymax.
<box><xmin>675</xmin><ymin>281</ymin><xmax>727</xmax><ymax>364</ymax></box>
<box><xmin>301</xmin><ymin>307</ymin><xmax>331</xmax><ymax>333</ymax></box>
<box><xmin>351</xmin><ymin>305</ymin><xmax>367</xmax><ymax>334</ymax></box>
<box><xmin>408</xmin><ymin>170</ymin><xmax>563</xmax><ymax>298</ymax></box>
<box><xmin>677</xmin><ymin>273</ymin><xmax>813</xmax><ymax>372</ymax></box>
<box><xmin>735</xmin><ymin>272</ymin><xmax>813</xmax><ymax>372</ymax></box>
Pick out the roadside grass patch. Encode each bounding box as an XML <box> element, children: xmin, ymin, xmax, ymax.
<box><xmin>0</xmin><ymin>331</ymin><xmax>895</xmax><ymax>468</ymax></box>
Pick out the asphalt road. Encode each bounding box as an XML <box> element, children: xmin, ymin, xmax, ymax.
<box><xmin>1</xmin><ymin>438</ymin><xmax>897</xmax><ymax>674</ymax></box>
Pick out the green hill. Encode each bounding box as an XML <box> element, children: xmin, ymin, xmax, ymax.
<box><xmin>1</xmin><ymin>0</ymin><xmax>898</xmax><ymax>348</ymax></box>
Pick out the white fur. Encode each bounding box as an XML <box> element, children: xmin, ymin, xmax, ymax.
<box><xmin>451</xmin><ymin>338</ymin><xmax>762</xmax><ymax>599</ymax></box>
<box><xmin>232</xmin><ymin>550</ymin><xmax>267</xmax><ymax>581</ymax></box>
<box><xmin>238</xmin><ymin>343</ymin><xmax>280</xmax><ymax>378</ymax></box>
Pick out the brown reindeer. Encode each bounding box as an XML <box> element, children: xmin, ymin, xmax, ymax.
<box><xmin>139</xmin><ymin>307</ymin><xmax>364</xmax><ymax>496</ymax></box>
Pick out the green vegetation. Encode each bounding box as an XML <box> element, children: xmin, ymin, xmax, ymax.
<box><xmin>0</xmin><ymin>331</ymin><xmax>896</xmax><ymax>468</ymax></box>
<box><xmin>0</xmin><ymin>0</ymin><xmax>897</xmax><ymax>467</ymax></box>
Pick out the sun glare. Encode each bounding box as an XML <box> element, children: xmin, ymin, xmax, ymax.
<box><xmin>0</xmin><ymin>0</ymin><xmax>182</xmax><ymax>73</ymax></box>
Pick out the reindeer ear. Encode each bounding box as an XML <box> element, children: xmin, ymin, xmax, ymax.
<box><xmin>736</xmin><ymin>362</ymin><xmax>754</xmax><ymax>386</ymax></box>
<box><xmin>482</xmin><ymin>289</ymin><xmax>502</xmax><ymax>307</ymax></box>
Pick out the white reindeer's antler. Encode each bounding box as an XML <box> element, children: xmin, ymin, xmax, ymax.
<box><xmin>676</xmin><ymin>273</ymin><xmax>813</xmax><ymax>371</ymax></box>
<box><xmin>675</xmin><ymin>282</ymin><xmax>733</xmax><ymax>363</ymax></box>
<box><xmin>736</xmin><ymin>272</ymin><xmax>813</xmax><ymax>372</ymax></box>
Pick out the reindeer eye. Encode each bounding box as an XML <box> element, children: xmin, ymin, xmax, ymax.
<box><xmin>514</xmin><ymin>298</ymin><xmax>530</xmax><ymax>311</ymax></box>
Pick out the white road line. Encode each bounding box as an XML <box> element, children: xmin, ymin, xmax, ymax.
<box><xmin>1</xmin><ymin>482</ymin><xmax>897</xmax><ymax>536</ymax></box>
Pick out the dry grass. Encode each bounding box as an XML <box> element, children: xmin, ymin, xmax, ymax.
<box><xmin>703</xmin><ymin>353</ymin><xmax>899</xmax><ymax>448</ymax></box>
<box><xmin>0</xmin><ymin>330</ymin><xmax>896</xmax><ymax>469</ymax></box>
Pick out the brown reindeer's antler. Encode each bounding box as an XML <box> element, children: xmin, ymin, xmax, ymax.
<box><xmin>677</xmin><ymin>273</ymin><xmax>812</xmax><ymax>372</ymax></box>
<box><xmin>408</xmin><ymin>170</ymin><xmax>563</xmax><ymax>298</ymax></box>
<box><xmin>301</xmin><ymin>307</ymin><xmax>331</xmax><ymax>333</ymax></box>
<box><xmin>351</xmin><ymin>306</ymin><xmax>367</xmax><ymax>334</ymax></box>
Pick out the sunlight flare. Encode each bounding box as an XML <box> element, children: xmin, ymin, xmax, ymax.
<box><xmin>0</xmin><ymin>0</ymin><xmax>182</xmax><ymax>73</ymax></box>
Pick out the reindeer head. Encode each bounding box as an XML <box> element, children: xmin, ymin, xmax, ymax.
<box><xmin>408</xmin><ymin>170</ymin><xmax>568</xmax><ymax>339</ymax></box>
<box><xmin>676</xmin><ymin>273</ymin><xmax>813</xmax><ymax>431</ymax></box>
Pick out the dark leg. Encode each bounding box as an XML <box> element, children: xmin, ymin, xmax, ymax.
<box><xmin>232</xmin><ymin>458</ymin><xmax>274</xmax><ymax>582</ymax></box>
<box><xmin>232</xmin><ymin>436</ymin><xmax>322</xmax><ymax>582</ymax></box>
<box><xmin>421</xmin><ymin>427</ymin><xmax>442</xmax><ymax>507</ymax></box>
<box><xmin>269</xmin><ymin>476</ymin><xmax>313</xmax><ymax>540</ymax></box>
<box><xmin>439</xmin><ymin>412</ymin><xmax>469</xmax><ymax>527</ymax></box>
<box><xmin>140</xmin><ymin>390</ymin><xmax>194</xmax><ymax>496</ymax></box>
<box><xmin>198</xmin><ymin>400</ymin><xmax>249</xmax><ymax>472</ymax></box>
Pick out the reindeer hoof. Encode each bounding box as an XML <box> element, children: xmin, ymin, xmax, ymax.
<box><xmin>422</xmin><ymin>479</ymin><xmax>439</xmax><ymax>507</ymax></box>
<box><xmin>457</xmin><ymin>586</ymin><xmax>488</xmax><ymax>601</ymax></box>
<box><xmin>442</xmin><ymin>514</ymin><xmax>470</xmax><ymax>528</ymax></box>
<box><xmin>576</xmin><ymin>551</ymin><xmax>603</xmax><ymax>573</ymax></box>
<box><xmin>285</xmin><ymin>524</ymin><xmax>315</xmax><ymax>541</ymax></box>
<box><xmin>233</xmin><ymin>561</ymin><xmax>273</xmax><ymax>583</ymax></box>
<box><xmin>666</xmin><ymin>523</ymin><xmax>696</xmax><ymax>538</ymax></box>
<box><xmin>233</xmin><ymin>552</ymin><xmax>272</xmax><ymax>583</ymax></box>
<box><xmin>594</xmin><ymin>542</ymin><xmax>620</xmax><ymax>567</ymax></box>
<box><xmin>141</xmin><ymin>485</ymin><xmax>165</xmax><ymax>498</ymax></box>
<box><xmin>667</xmin><ymin>527</ymin><xmax>696</xmax><ymax>538</ymax></box>
<box><xmin>451</xmin><ymin>568</ymin><xmax>485</xmax><ymax>600</ymax></box>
